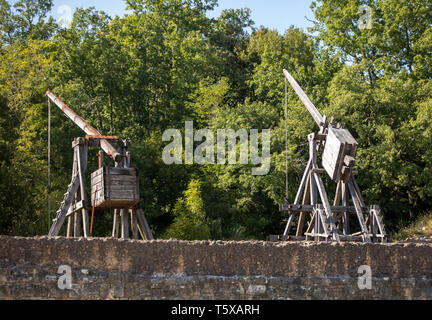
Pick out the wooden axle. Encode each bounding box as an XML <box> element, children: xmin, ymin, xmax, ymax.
<box><xmin>280</xmin><ymin>203</ymin><xmax>368</xmax><ymax>214</ymax></box>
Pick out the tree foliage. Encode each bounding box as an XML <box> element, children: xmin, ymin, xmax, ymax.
<box><xmin>0</xmin><ymin>0</ymin><xmax>431</xmax><ymax>238</ymax></box>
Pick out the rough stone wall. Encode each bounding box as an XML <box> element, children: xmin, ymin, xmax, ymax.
<box><xmin>0</xmin><ymin>236</ymin><xmax>432</xmax><ymax>300</ymax></box>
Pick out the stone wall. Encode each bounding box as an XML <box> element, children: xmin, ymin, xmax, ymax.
<box><xmin>1</xmin><ymin>236</ymin><xmax>432</xmax><ymax>300</ymax></box>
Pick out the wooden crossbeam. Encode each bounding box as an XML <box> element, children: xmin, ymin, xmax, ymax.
<box><xmin>280</xmin><ymin>204</ymin><xmax>369</xmax><ymax>214</ymax></box>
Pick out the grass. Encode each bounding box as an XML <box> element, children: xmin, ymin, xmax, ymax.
<box><xmin>392</xmin><ymin>211</ymin><xmax>432</xmax><ymax>241</ymax></box>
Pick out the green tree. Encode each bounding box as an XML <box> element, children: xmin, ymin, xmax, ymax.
<box><xmin>0</xmin><ymin>0</ymin><xmax>56</xmax><ymax>44</ymax></box>
<box><xmin>164</xmin><ymin>179</ymin><xmax>211</xmax><ymax>240</ymax></box>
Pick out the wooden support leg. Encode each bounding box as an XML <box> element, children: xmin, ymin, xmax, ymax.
<box><xmin>136</xmin><ymin>208</ymin><xmax>154</xmax><ymax>240</ymax></box>
<box><xmin>120</xmin><ymin>209</ymin><xmax>129</xmax><ymax>239</ymax></box>
<box><xmin>294</xmin><ymin>159</ymin><xmax>313</xmax><ymax>204</ymax></box>
<box><xmin>131</xmin><ymin>210</ymin><xmax>138</xmax><ymax>240</ymax></box>
<box><xmin>74</xmin><ymin>211</ymin><xmax>82</xmax><ymax>237</ymax></box>
<box><xmin>296</xmin><ymin>174</ymin><xmax>311</xmax><ymax>237</ymax></box>
<box><xmin>68</xmin><ymin>148</ymin><xmax>79</xmax><ymax>238</ymax></box>
<box><xmin>283</xmin><ymin>160</ymin><xmax>312</xmax><ymax>236</ymax></box>
<box><xmin>82</xmin><ymin>209</ymin><xmax>89</xmax><ymax>238</ymax></box>
<box><xmin>305</xmin><ymin>210</ymin><xmax>316</xmax><ymax>241</ymax></box>
<box><xmin>333</xmin><ymin>181</ymin><xmax>343</xmax><ymax>206</ymax></box>
<box><xmin>370</xmin><ymin>208</ymin><xmax>376</xmax><ymax>242</ymax></box>
<box><xmin>67</xmin><ymin>215</ymin><xmax>74</xmax><ymax>237</ymax></box>
<box><xmin>49</xmin><ymin>173</ymin><xmax>80</xmax><ymax>237</ymax></box>
<box><xmin>352</xmin><ymin>177</ymin><xmax>366</xmax><ymax>206</ymax></box>
<box><xmin>283</xmin><ymin>215</ymin><xmax>295</xmax><ymax>237</ymax></box>
<box><xmin>77</xmin><ymin>143</ymin><xmax>89</xmax><ymax>237</ymax></box>
<box><xmin>314</xmin><ymin>209</ymin><xmax>320</xmax><ymax>242</ymax></box>
<box><xmin>112</xmin><ymin>209</ymin><xmax>120</xmax><ymax>238</ymax></box>
<box><xmin>318</xmin><ymin>207</ymin><xmax>330</xmax><ymax>241</ymax></box>
<box><xmin>347</xmin><ymin>178</ymin><xmax>371</xmax><ymax>243</ymax></box>
<box><xmin>371</xmin><ymin>205</ymin><xmax>387</xmax><ymax>243</ymax></box>
<box><xmin>341</xmin><ymin>182</ymin><xmax>350</xmax><ymax>235</ymax></box>
<box><xmin>333</xmin><ymin>181</ymin><xmax>343</xmax><ymax>232</ymax></box>
<box><xmin>73</xmin><ymin>190</ymin><xmax>82</xmax><ymax>237</ymax></box>
<box><xmin>313</xmin><ymin>172</ymin><xmax>340</xmax><ymax>242</ymax></box>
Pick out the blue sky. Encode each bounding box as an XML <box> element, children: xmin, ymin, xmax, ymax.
<box><xmin>49</xmin><ymin>0</ymin><xmax>315</xmax><ymax>33</ymax></box>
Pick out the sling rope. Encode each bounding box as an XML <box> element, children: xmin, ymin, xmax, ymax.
<box><xmin>47</xmin><ymin>98</ymin><xmax>51</xmax><ymax>233</ymax></box>
<box><xmin>285</xmin><ymin>77</ymin><xmax>289</xmax><ymax>201</ymax></box>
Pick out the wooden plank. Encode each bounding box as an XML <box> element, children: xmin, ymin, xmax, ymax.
<box><xmin>305</xmin><ymin>232</ymin><xmax>331</xmax><ymax>238</ymax></box>
<box><xmin>97</xmin><ymin>200</ymin><xmax>139</xmax><ymax>209</ymax></box>
<box><xmin>322</xmin><ymin>128</ymin><xmax>346</xmax><ymax>181</ymax></box>
<box><xmin>90</xmin><ymin>174</ymin><xmax>104</xmax><ymax>185</ymax></box>
<box><xmin>90</xmin><ymin>167</ymin><xmax>104</xmax><ymax>179</ymax></box>
<box><xmin>66</xmin><ymin>200</ymin><xmax>85</xmax><ymax>217</ymax></box>
<box><xmin>92</xmin><ymin>180</ymin><xmax>137</xmax><ymax>193</ymax></box>
<box><xmin>108</xmin><ymin>185</ymin><xmax>138</xmax><ymax>192</ymax></box>
<box><xmin>91</xmin><ymin>175</ymin><xmax>137</xmax><ymax>186</ymax></box>
<box><xmin>107</xmin><ymin>175</ymin><xmax>138</xmax><ymax>182</ymax></box>
<box><xmin>109</xmin><ymin>191</ymin><xmax>138</xmax><ymax>200</ymax></box>
<box><xmin>108</xmin><ymin>167</ymin><xmax>137</xmax><ymax>176</ymax></box>
<box><xmin>92</xmin><ymin>182</ymin><xmax>138</xmax><ymax>192</ymax></box>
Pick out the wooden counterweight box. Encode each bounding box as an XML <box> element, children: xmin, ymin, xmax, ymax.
<box><xmin>90</xmin><ymin>167</ymin><xmax>139</xmax><ymax>209</ymax></box>
<box><xmin>322</xmin><ymin>128</ymin><xmax>358</xmax><ymax>182</ymax></box>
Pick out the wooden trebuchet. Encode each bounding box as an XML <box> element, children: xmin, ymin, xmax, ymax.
<box><xmin>47</xmin><ymin>91</ymin><xmax>153</xmax><ymax>240</ymax></box>
<box><xmin>270</xmin><ymin>70</ymin><xmax>387</xmax><ymax>243</ymax></box>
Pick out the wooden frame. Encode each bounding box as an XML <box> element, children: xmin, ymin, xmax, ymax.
<box><xmin>48</xmin><ymin>137</ymin><xmax>153</xmax><ymax>240</ymax></box>
<box><xmin>274</xmin><ymin>133</ymin><xmax>387</xmax><ymax>243</ymax></box>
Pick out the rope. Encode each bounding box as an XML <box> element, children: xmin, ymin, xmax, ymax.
<box><xmin>285</xmin><ymin>77</ymin><xmax>289</xmax><ymax>201</ymax></box>
<box><xmin>47</xmin><ymin>98</ymin><xmax>51</xmax><ymax>233</ymax></box>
